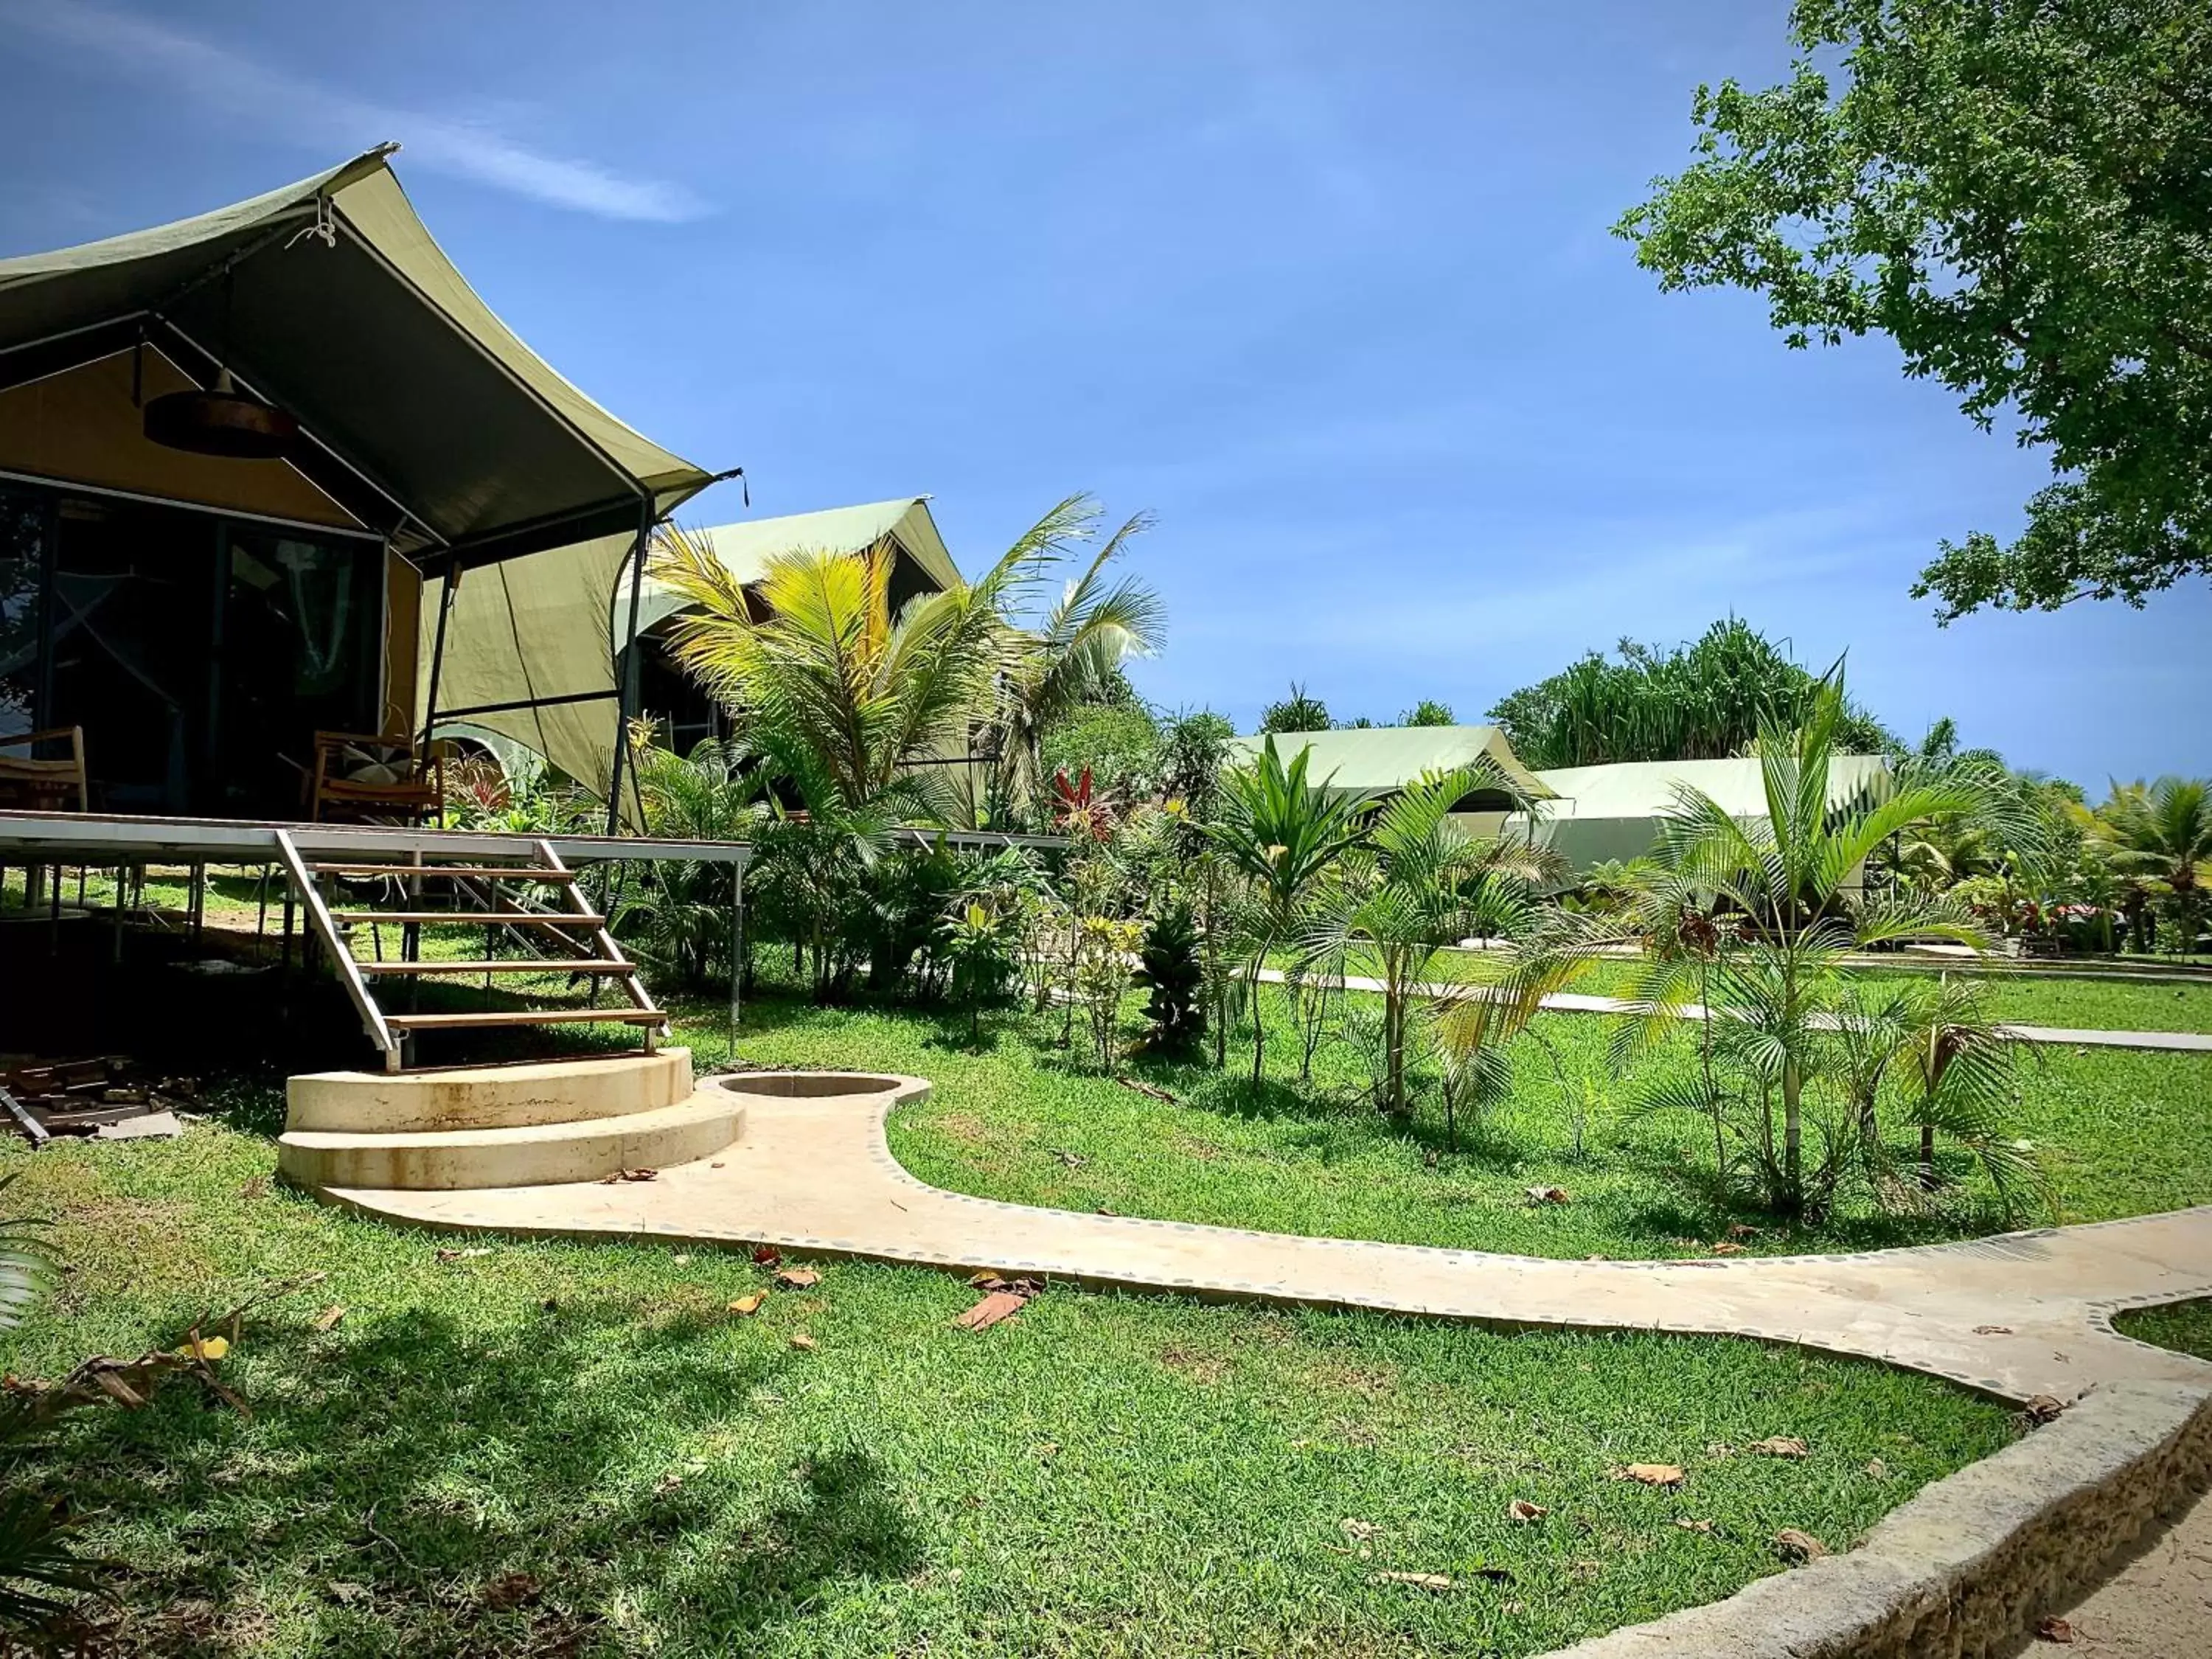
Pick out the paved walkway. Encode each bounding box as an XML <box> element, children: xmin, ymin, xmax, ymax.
<box><xmin>327</xmin><ymin>1072</ymin><xmax>2212</xmax><ymax>1406</ymax></box>
<box><xmin>1254</xmin><ymin>967</ymin><xmax>2212</xmax><ymax>1054</ymax></box>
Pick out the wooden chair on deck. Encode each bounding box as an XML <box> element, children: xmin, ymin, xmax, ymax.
<box><xmin>0</xmin><ymin>726</ymin><xmax>88</xmax><ymax>813</ymax></box>
<box><xmin>307</xmin><ymin>731</ymin><xmax>443</xmax><ymax>827</ymax></box>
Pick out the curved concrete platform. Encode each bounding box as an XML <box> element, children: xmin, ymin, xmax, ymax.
<box><xmin>278</xmin><ymin>1048</ymin><xmax>743</xmax><ymax>1191</ymax></box>
<box><xmin>312</xmin><ymin>1068</ymin><xmax>2212</xmax><ymax>1406</ymax></box>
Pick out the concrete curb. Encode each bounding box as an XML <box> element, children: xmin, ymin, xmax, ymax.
<box><xmin>1545</xmin><ymin>1380</ymin><xmax>2212</xmax><ymax>1658</ymax></box>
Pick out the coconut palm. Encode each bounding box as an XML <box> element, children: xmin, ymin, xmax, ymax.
<box><xmin>987</xmin><ymin>505</ymin><xmax>1166</xmax><ymax>817</ymax></box>
<box><xmin>651</xmin><ymin>498</ymin><xmax>1093</xmax><ymax>824</ymax></box>
<box><xmin>1203</xmin><ymin>737</ymin><xmax>1368</xmax><ymax>1080</ymax></box>
<box><xmin>1301</xmin><ymin>760</ymin><xmax>1560</xmax><ymax>1117</ymax></box>
<box><xmin>1616</xmin><ymin>679</ymin><xmax>2000</xmax><ymax>1217</ymax></box>
<box><xmin>2093</xmin><ymin>776</ymin><xmax>2212</xmax><ymax>950</ymax></box>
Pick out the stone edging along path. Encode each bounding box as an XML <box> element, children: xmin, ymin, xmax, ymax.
<box><xmin>322</xmin><ymin>1071</ymin><xmax>2212</xmax><ymax>1407</ymax></box>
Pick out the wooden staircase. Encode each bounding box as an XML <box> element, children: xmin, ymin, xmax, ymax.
<box><xmin>273</xmin><ymin>832</ymin><xmax>664</xmax><ymax>1071</ymax></box>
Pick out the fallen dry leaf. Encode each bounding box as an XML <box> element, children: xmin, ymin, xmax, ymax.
<box><xmin>599</xmin><ymin>1167</ymin><xmax>658</xmax><ymax>1184</ymax></box>
<box><xmin>175</xmin><ymin>1335</ymin><xmax>229</xmax><ymax>1362</ymax></box>
<box><xmin>310</xmin><ymin>1305</ymin><xmax>346</xmax><ymax>1332</ymax></box>
<box><xmin>1708</xmin><ymin>1242</ymin><xmax>1749</xmax><ymax>1256</ymax></box>
<box><xmin>709</xmin><ymin>1161</ymin><xmax>726</xmax><ymax>1169</ymax></box>
<box><xmin>1051</xmin><ymin>1149</ymin><xmax>1090</xmax><ymax>1167</ymax></box>
<box><xmin>1614</xmin><ymin>1463</ymin><xmax>1686</xmax><ymax>1487</ymax></box>
<box><xmin>1672</xmin><ymin>1517</ymin><xmax>1715</xmax><ymax>1534</ymax></box>
<box><xmin>1523</xmin><ymin>1186</ymin><xmax>1570</xmax><ymax>1205</ymax></box>
<box><xmin>1705</xmin><ymin>1442</ymin><xmax>1736</xmax><ymax>1459</ymax></box>
<box><xmin>1507</xmin><ymin>1498</ymin><xmax>1547</xmax><ymax>1523</ymax></box>
<box><xmin>1974</xmin><ymin>1324</ymin><xmax>2014</xmax><ymax>1336</ymax></box>
<box><xmin>1116</xmin><ymin>1076</ymin><xmax>1178</xmax><ymax>1104</ymax></box>
<box><xmin>483</xmin><ymin>1571</ymin><xmax>542</xmax><ymax>1610</ymax></box>
<box><xmin>326</xmin><ymin>1580</ymin><xmax>369</xmax><ymax>1605</ymax></box>
<box><xmin>1750</xmin><ymin>1436</ymin><xmax>1809</xmax><ymax>1459</ymax></box>
<box><xmin>2035</xmin><ymin>1615</ymin><xmax>2076</xmax><ymax>1644</ymax></box>
<box><xmin>1370</xmin><ymin>1571</ymin><xmax>1457</xmax><ymax>1592</ymax></box>
<box><xmin>653</xmin><ymin>1472</ymin><xmax>684</xmax><ymax>1495</ymax></box>
<box><xmin>2024</xmin><ymin>1394</ymin><xmax>2067</xmax><ymax>1424</ymax></box>
<box><xmin>1774</xmin><ymin>1528</ymin><xmax>1826</xmax><ymax>1565</ymax></box>
<box><xmin>727</xmin><ymin>1293</ymin><xmax>766</xmax><ymax>1317</ymax></box>
<box><xmin>434</xmin><ymin>1247</ymin><xmax>493</xmax><ymax>1263</ymax></box>
<box><xmin>1725</xmin><ymin>1223</ymin><xmax>1762</xmax><ymax>1239</ymax></box>
<box><xmin>955</xmin><ymin>1290</ymin><xmax>1029</xmax><ymax>1332</ymax></box>
<box><xmin>788</xmin><ymin>1333</ymin><xmax>817</xmax><ymax>1352</ymax></box>
<box><xmin>751</xmin><ymin>1245</ymin><xmax>783</xmax><ymax>1268</ymax></box>
<box><xmin>1864</xmin><ymin>1457</ymin><xmax>1890</xmax><ymax>1479</ymax></box>
<box><xmin>1340</xmin><ymin>1518</ymin><xmax>1381</xmax><ymax>1543</ymax></box>
<box><xmin>775</xmin><ymin>1268</ymin><xmax>821</xmax><ymax>1290</ymax></box>
<box><xmin>672</xmin><ymin>1254</ymin><xmax>692</xmax><ymax>1267</ymax></box>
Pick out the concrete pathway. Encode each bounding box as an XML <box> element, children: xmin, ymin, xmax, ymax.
<box><xmin>2006</xmin><ymin>1483</ymin><xmax>2212</xmax><ymax>1657</ymax></box>
<box><xmin>327</xmin><ymin>1072</ymin><xmax>2212</xmax><ymax>1406</ymax></box>
<box><xmin>1255</xmin><ymin>967</ymin><xmax>2212</xmax><ymax>1054</ymax></box>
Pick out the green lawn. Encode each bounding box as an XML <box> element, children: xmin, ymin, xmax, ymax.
<box><xmin>2114</xmin><ymin>1300</ymin><xmax>2212</xmax><ymax>1363</ymax></box>
<box><xmin>681</xmin><ymin>982</ymin><xmax>2212</xmax><ymax>1263</ymax></box>
<box><xmin>0</xmin><ymin>1113</ymin><xmax>2014</xmax><ymax>1657</ymax></box>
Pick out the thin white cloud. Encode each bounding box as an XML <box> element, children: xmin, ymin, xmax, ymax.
<box><xmin>4</xmin><ymin>1</ymin><xmax>709</xmax><ymax>223</ymax></box>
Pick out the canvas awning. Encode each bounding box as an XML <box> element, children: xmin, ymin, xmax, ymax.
<box><xmin>0</xmin><ymin>144</ymin><xmax>714</xmax><ymax>570</ymax></box>
<box><xmin>1225</xmin><ymin>726</ymin><xmax>1554</xmax><ymax>804</ymax></box>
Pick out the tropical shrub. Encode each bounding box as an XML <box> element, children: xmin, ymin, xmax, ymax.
<box><xmin>1256</xmin><ymin>683</ymin><xmax>1332</xmax><ymax>735</ymax></box>
<box><xmin>1135</xmin><ymin>902</ymin><xmax>1206</xmax><ymax>1052</ymax></box>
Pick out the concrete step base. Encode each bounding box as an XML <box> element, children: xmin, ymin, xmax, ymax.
<box><xmin>288</xmin><ymin>1050</ymin><xmax>692</xmax><ymax>1133</ymax></box>
<box><xmin>278</xmin><ymin>1093</ymin><xmax>742</xmax><ymax>1192</ymax></box>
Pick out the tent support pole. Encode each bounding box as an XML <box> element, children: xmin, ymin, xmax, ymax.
<box><xmin>421</xmin><ymin>563</ymin><xmax>459</xmax><ymax>754</ymax></box>
<box><xmin>604</xmin><ymin>501</ymin><xmax>655</xmax><ymax>836</ymax></box>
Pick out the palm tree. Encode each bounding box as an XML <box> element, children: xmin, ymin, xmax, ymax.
<box><xmin>651</xmin><ymin>498</ymin><xmax>1093</xmax><ymax>824</ymax></box>
<box><xmin>1301</xmin><ymin>761</ymin><xmax>1559</xmax><ymax>1116</ymax></box>
<box><xmin>2093</xmin><ymin>777</ymin><xmax>2212</xmax><ymax>952</ymax></box>
<box><xmin>615</xmin><ymin>732</ymin><xmax>771</xmax><ymax>987</ymax></box>
<box><xmin>1202</xmin><ymin>737</ymin><xmax>1367</xmax><ymax>1080</ymax></box>
<box><xmin>1618</xmin><ymin>679</ymin><xmax>1999</xmax><ymax>1217</ymax></box>
<box><xmin>987</xmin><ymin>504</ymin><xmax>1166</xmax><ymax>818</ymax></box>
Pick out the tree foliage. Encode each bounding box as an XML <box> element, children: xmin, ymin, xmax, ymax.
<box><xmin>1486</xmin><ymin>618</ymin><xmax>1893</xmax><ymax>769</ymax></box>
<box><xmin>1256</xmin><ymin>683</ymin><xmax>1332</xmax><ymax>735</ymax></box>
<box><xmin>1618</xmin><ymin>0</ymin><xmax>2212</xmax><ymax>617</ymax></box>
<box><xmin>1399</xmin><ymin>698</ymin><xmax>1456</xmax><ymax>727</ymax></box>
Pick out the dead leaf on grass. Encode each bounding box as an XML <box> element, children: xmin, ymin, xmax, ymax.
<box><xmin>1774</xmin><ymin>1528</ymin><xmax>1826</xmax><ymax>1564</ymax></box>
<box><xmin>672</xmin><ymin>1254</ymin><xmax>692</xmax><ymax>1267</ymax></box>
<box><xmin>326</xmin><ymin>1580</ymin><xmax>369</xmax><ymax>1605</ymax></box>
<box><xmin>2023</xmin><ymin>1394</ymin><xmax>2067</xmax><ymax>1424</ymax></box>
<box><xmin>1705</xmin><ymin>1442</ymin><xmax>1736</xmax><ymax>1459</ymax></box>
<box><xmin>175</xmin><ymin>1335</ymin><xmax>229</xmax><ymax>1362</ymax></box>
<box><xmin>1507</xmin><ymin>1498</ymin><xmax>1547</xmax><ymax>1523</ymax></box>
<box><xmin>1750</xmin><ymin>1436</ymin><xmax>1809</xmax><ymax>1458</ymax></box>
<box><xmin>1051</xmin><ymin>1150</ymin><xmax>1090</xmax><ymax>1167</ymax></box>
<box><xmin>1725</xmin><ymin>1223</ymin><xmax>1761</xmax><ymax>1239</ymax></box>
<box><xmin>1340</xmin><ymin>1518</ymin><xmax>1381</xmax><ymax>1543</ymax></box>
<box><xmin>653</xmin><ymin>1472</ymin><xmax>684</xmax><ymax>1495</ymax></box>
<box><xmin>774</xmin><ymin>1268</ymin><xmax>821</xmax><ymax>1290</ymax></box>
<box><xmin>1613</xmin><ymin>1463</ymin><xmax>1686</xmax><ymax>1487</ymax></box>
<box><xmin>1672</xmin><ymin>1517</ymin><xmax>1715</xmax><ymax>1534</ymax></box>
<box><xmin>956</xmin><ymin>1290</ymin><xmax>1028</xmax><ymax>1332</ymax></box>
<box><xmin>2035</xmin><ymin>1615</ymin><xmax>2076</xmax><ymax>1644</ymax></box>
<box><xmin>483</xmin><ymin>1571</ymin><xmax>542</xmax><ymax>1610</ymax></box>
<box><xmin>727</xmin><ymin>1293</ymin><xmax>766</xmax><ymax>1317</ymax></box>
<box><xmin>1371</xmin><ymin>1571</ymin><xmax>1456</xmax><ymax>1592</ymax></box>
<box><xmin>1864</xmin><ymin>1458</ymin><xmax>1890</xmax><ymax>1479</ymax></box>
<box><xmin>1116</xmin><ymin>1076</ymin><xmax>1178</xmax><ymax>1105</ymax></box>
<box><xmin>752</xmin><ymin>1245</ymin><xmax>783</xmax><ymax>1268</ymax></box>
<box><xmin>434</xmin><ymin>1247</ymin><xmax>492</xmax><ymax>1263</ymax></box>
<box><xmin>788</xmin><ymin>1333</ymin><xmax>817</xmax><ymax>1352</ymax></box>
<box><xmin>1708</xmin><ymin>1241</ymin><xmax>1749</xmax><ymax>1256</ymax></box>
<box><xmin>1524</xmin><ymin>1186</ymin><xmax>1570</xmax><ymax>1205</ymax></box>
<box><xmin>310</xmin><ymin>1305</ymin><xmax>346</xmax><ymax>1332</ymax></box>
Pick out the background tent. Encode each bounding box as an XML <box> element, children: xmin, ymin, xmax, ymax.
<box><xmin>1520</xmin><ymin>754</ymin><xmax>1895</xmax><ymax>872</ymax></box>
<box><xmin>1225</xmin><ymin>725</ymin><xmax>1554</xmax><ymax>810</ymax></box>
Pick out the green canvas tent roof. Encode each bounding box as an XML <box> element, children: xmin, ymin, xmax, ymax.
<box><xmin>0</xmin><ymin>145</ymin><xmax>714</xmax><ymax>568</ymax></box>
<box><xmin>1523</xmin><ymin>754</ymin><xmax>1894</xmax><ymax>869</ymax></box>
<box><xmin>1225</xmin><ymin>726</ymin><xmax>1554</xmax><ymax>803</ymax></box>
<box><xmin>621</xmin><ymin>496</ymin><xmax>961</xmax><ymax>644</ymax></box>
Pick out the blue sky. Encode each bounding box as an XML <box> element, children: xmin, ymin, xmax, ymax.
<box><xmin>3</xmin><ymin>0</ymin><xmax>2202</xmax><ymax>785</ymax></box>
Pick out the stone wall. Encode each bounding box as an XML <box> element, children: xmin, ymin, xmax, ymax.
<box><xmin>1548</xmin><ymin>1380</ymin><xmax>2212</xmax><ymax>1659</ymax></box>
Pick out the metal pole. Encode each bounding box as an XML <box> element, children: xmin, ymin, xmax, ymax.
<box><xmin>420</xmin><ymin>557</ymin><xmax>460</xmax><ymax>756</ymax></box>
<box><xmin>604</xmin><ymin>499</ymin><xmax>655</xmax><ymax>836</ymax></box>
<box><xmin>728</xmin><ymin>855</ymin><xmax>744</xmax><ymax>1057</ymax></box>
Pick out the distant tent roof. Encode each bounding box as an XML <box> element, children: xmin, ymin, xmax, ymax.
<box><xmin>1225</xmin><ymin>726</ymin><xmax>1554</xmax><ymax>803</ymax></box>
<box><xmin>1523</xmin><ymin>754</ymin><xmax>1895</xmax><ymax>869</ymax></box>
<box><xmin>623</xmin><ymin>496</ymin><xmax>961</xmax><ymax>644</ymax></box>
<box><xmin>0</xmin><ymin>144</ymin><xmax>712</xmax><ymax>570</ymax></box>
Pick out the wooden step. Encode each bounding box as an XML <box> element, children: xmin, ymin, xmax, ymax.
<box><xmin>383</xmin><ymin>1009</ymin><xmax>666</xmax><ymax>1031</ymax></box>
<box><xmin>328</xmin><ymin>911</ymin><xmax>608</xmax><ymax>927</ymax></box>
<box><xmin>355</xmin><ymin>959</ymin><xmax>636</xmax><ymax>976</ymax></box>
<box><xmin>310</xmin><ymin>863</ymin><xmax>577</xmax><ymax>882</ymax></box>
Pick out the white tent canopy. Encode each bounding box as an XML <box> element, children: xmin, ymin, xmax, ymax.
<box><xmin>1517</xmin><ymin>755</ymin><xmax>1895</xmax><ymax>870</ymax></box>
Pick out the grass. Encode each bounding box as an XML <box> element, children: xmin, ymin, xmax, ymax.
<box><xmin>681</xmin><ymin>981</ymin><xmax>2212</xmax><ymax>1263</ymax></box>
<box><xmin>0</xmin><ymin>1105</ymin><xmax>2016</xmax><ymax>1656</ymax></box>
<box><xmin>2113</xmin><ymin>1300</ymin><xmax>2212</xmax><ymax>1363</ymax></box>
